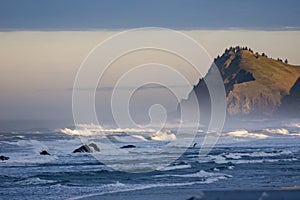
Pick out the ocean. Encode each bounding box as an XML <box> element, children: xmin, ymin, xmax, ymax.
<box><xmin>1</xmin><ymin>119</ymin><xmax>300</xmax><ymax>199</ymax></box>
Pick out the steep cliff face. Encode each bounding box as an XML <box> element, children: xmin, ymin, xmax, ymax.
<box><xmin>278</xmin><ymin>77</ymin><xmax>300</xmax><ymax>117</ymax></box>
<box><xmin>190</xmin><ymin>47</ymin><xmax>300</xmax><ymax>117</ymax></box>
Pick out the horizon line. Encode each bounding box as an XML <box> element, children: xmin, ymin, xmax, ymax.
<box><xmin>0</xmin><ymin>26</ymin><xmax>300</xmax><ymax>32</ymax></box>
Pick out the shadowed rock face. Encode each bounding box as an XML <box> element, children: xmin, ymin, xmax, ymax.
<box><xmin>278</xmin><ymin>77</ymin><xmax>300</xmax><ymax>117</ymax></box>
<box><xmin>185</xmin><ymin>47</ymin><xmax>300</xmax><ymax>118</ymax></box>
<box><xmin>73</xmin><ymin>143</ymin><xmax>100</xmax><ymax>153</ymax></box>
<box><xmin>73</xmin><ymin>145</ymin><xmax>91</xmax><ymax>153</ymax></box>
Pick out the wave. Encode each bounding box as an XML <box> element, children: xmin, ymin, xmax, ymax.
<box><xmin>0</xmin><ymin>139</ymin><xmax>74</xmax><ymax>165</ymax></box>
<box><xmin>59</xmin><ymin>123</ymin><xmax>157</xmax><ymax>137</ymax></box>
<box><xmin>224</xmin><ymin>130</ymin><xmax>269</xmax><ymax>139</ymax></box>
<box><xmin>159</xmin><ymin>163</ymin><xmax>191</xmax><ymax>171</ymax></box>
<box><xmin>223</xmin><ymin>126</ymin><xmax>300</xmax><ymax>139</ymax></box>
<box><xmin>150</xmin><ymin>130</ymin><xmax>176</xmax><ymax>141</ymax></box>
<box><xmin>112</xmin><ymin>135</ymin><xmax>148</xmax><ymax>143</ymax></box>
<box><xmin>232</xmin><ymin>158</ymin><xmax>297</xmax><ymax>164</ymax></box>
<box><xmin>60</xmin><ymin>124</ymin><xmax>176</xmax><ymax>141</ymax></box>
<box><xmin>67</xmin><ymin>180</ymin><xmax>207</xmax><ymax>200</ymax></box>
<box><xmin>154</xmin><ymin>170</ymin><xmax>232</xmax><ymax>185</ymax></box>
<box><xmin>223</xmin><ymin>150</ymin><xmax>292</xmax><ymax>159</ymax></box>
<box><xmin>263</xmin><ymin>128</ymin><xmax>289</xmax><ymax>135</ymax></box>
<box><xmin>60</xmin><ymin>128</ymin><xmax>95</xmax><ymax>136</ymax></box>
<box><xmin>13</xmin><ymin>177</ymin><xmax>58</xmax><ymax>186</ymax></box>
<box><xmin>287</xmin><ymin>121</ymin><xmax>300</xmax><ymax>128</ymax></box>
<box><xmin>1</xmin><ymin>154</ymin><xmax>58</xmax><ymax>166</ymax></box>
<box><xmin>3</xmin><ymin>139</ymin><xmax>49</xmax><ymax>151</ymax></box>
<box><xmin>202</xmin><ymin>150</ymin><xmax>295</xmax><ymax>164</ymax></box>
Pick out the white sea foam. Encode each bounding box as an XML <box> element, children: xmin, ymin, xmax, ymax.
<box><xmin>212</xmin><ymin>167</ymin><xmax>220</xmax><ymax>171</ymax></box>
<box><xmin>263</xmin><ymin>128</ymin><xmax>289</xmax><ymax>135</ymax></box>
<box><xmin>3</xmin><ymin>139</ymin><xmax>48</xmax><ymax>151</ymax></box>
<box><xmin>79</xmin><ymin>123</ymin><xmax>156</xmax><ymax>133</ymax></box>
<box><xmin>14</xmin><ymin>177</ymin><xmax>57</xmax><ymax>186</ymax></box>
<box><xmin>233</xmin><ymin>158</ymin><xmax>297</xmax><ymax>164</ymax></box>
<box><xmin>59</xmin><ymin>123</ymin><xmax>157</xmax><ymax>137</ymax></box>
<box><xmin>228</xmin><ymin>166</ymin><xmax>235</xmax><ymax>170</ymax></box>
<box><xmin>224</xmin><ymin>129</ymin><xmax>269</xmax><ymax>139</ymax></box>
<box><xmin>173</xmin><ymin>170</ymin><xmax>231</xmax><ymax>178</ymax></box>
<box><xmin>223</xmin><ymin>150</ymin><xmax>292</xmax><ymax>159</ymax></box>
<box><xmin>60</xmin><ymin>124</ymin><xmax>176</xmax><ymax>141</ymax></box>
<box><xmin>202</xmin><ymin>150</ymin><xmax>295</xmax><ymax>165</ymax></box>
<box><xmin>2</xmin><ymin>153</ymin><xmax>58</xmax><ymax>165</ymax></box>
<box><xmin>150</xmin><ymin>130</ymin><xmax>176</xmax><ymax>141</ymax></box>
<box><xmin>1</xmin><ymin>139</ymin><xmax>61</xmax><ymax>165</ymax></box>
<box><xmin>131</xmin><ymin>135</ymin><xmax>149</xmax><ymax>141</ymax></box>
<box><xmin>154</xmin><ymin>170</ymin><xmax>232</xmax><ymax>182</ymax></box>
<box><xmin>287</xmin><ymin>122</ymin><xmax>300</xmax><ymax>128</ymax></box>
<box><xmin>212</xmin><ymin>155</ymin><xmax>227</xmax><ymax>164</ymax></box>
<box><xmin>60</xmin><ymin>128</ymin><xmax>95</xmax><ymax>136</ymax></box>
<box><xmin>159</xmin><ymin>164</ymin><xmax>192</xmax><ymax>171</ymax></box>
<box><xmin>112</xmin><ymin>135</ymin><xmax>148</xmax><ymax>143</ymax></box>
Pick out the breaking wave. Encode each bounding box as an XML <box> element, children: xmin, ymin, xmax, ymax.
<box><xmin>13</xmin><ymin>178</ymin><xmax>58</xmax><ymax>186</ymax></box>
<box><xmin>263</xmin><ymin>128</ymin><xmax>289</xmax><ymax>135</ymax></box>
<box><xmin>224</xmin><ymin>130</ymin><xmax>269</xmax><ymax>139</ymax></box>
<box><xmin>59</xmin><ymin>124</ymin><xmax>156</xmax><ymax>136</ymax></box>
<box><xmin>200</xmin><ymin>149</ymin><xmax>296</xmax><ymax>164</ymax></box>
<box><xmin>68</xmin><ymin>180</ymin><xmax>206</xmax><ymax>200</ymax></box>
<box><xmin>150</xmin><ymin>130</ymin><xmax>176</xmax><ymax>141</ymax></box>
<box><xmin>159</xmin><ymin>163</ymin><xmax>192</xmax><ymax>171</ymax></box>
<box><xmin>60</xmin><ymin>124</ymin><xmax>176</xmax><ymax>141</ymax></box>
<box><xmin>223</xmin><ymin>128</ymin><xmax>300</xmax><ymax>139</ymax></box>
<box><xmin>60</xmin><ymin>128</ymin><xmax>95</xmax><ymax>136</ymax></box>
<box><xmin>287</xmin><ymin>121</ymin><xmax>300</xmax><ymax>128</ymax></box>
<box><xmin>154</xmin><ymin>170</ymin><xmax>232</xmax><ymax>184</ymax></box>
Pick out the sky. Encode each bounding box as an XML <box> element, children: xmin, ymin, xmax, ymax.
<box><xmin>1</xmin><ymin>0</ymin><xmax>300</xmax><ymax>30</ymax></box>
<box><xmin>0</xmin><ymin>1</ymin><xmax>300</xmax><ymax>122</ymax></box>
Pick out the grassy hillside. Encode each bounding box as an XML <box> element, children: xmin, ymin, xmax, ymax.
<box><xmin>193</xmin><ymin>47</ymin><xmax>300</xmax><ymax>117</ymax></box>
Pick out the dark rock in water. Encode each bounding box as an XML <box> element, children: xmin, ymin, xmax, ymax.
<box><xmin>0</xmin><ymin>155</ymin><xmax>9</xmax><ymax>161</ymax></box>
<box><xmin>89</xmin><ymin>143</ymin><xmax>100</xmax><ymax>152</ymax></box>
<box><xmin>186</xmin><ymin>194</ymin><xmax>204</xmax><ymax>200</ymax></box>
<box><xmin>40</xmin><ymin>150</ymin><xmax>50</xmax><ymax>155</ymax></box>
<box><xmin>186</xmin><ymin>197</ymin><xmax>201</xmax><ymax>200</ymax></box>
<box><xmin>73</xmin><ymin>143</ymin><xmax>101</xmax><ymax>153</ymax></box>
<box><xmin>73</xmin><ymin>145</ymin><xmax>92</xmax><ymax>153</ymax></box>
<box><xmin>120</xmin><ymin>144</ymin><xmax>136</xmax><ymax>149</ymax></box>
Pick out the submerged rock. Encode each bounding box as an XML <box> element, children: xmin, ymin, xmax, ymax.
<box><xmin>120</xmin><ymin>144</ymin><xmax>136</xmax><ymax>149</ymax></box>
<box><xmin>40</xmin><ymin>150</ymin><xmax>50</xmax><ymax>155</ymax></box>
<box><xmin>0</xmin><ymin>155</ymin><xmax>9</xmax><ymax>161</ymax></box>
